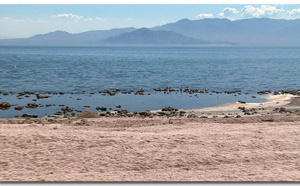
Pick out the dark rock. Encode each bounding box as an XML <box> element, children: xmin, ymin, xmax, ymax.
<box><xmin>61</xmin><ymin>106</ymin><xmax>74</xmax><ymax>113</ymax></box>
<box><xmin>279</xmin><ymin>107</ymin><xmax>287</xmax><ymax>112</ymax></box>
<box><xmin>138</xmin><ymin>111</ymin><xmax>152</xmax><ymax>117</ymax></box>
<box><xmin>24</xmin><ymin>91</ymin><xmax>36</xmax><ymax>95</ymax></box>
<box><xmin>96</xmin><ymin>107</ymin><xmax>107</xmax><ymax>111</ymax></box>
<box><xmin>36</xmin><ymin>94</ymin><xmax>50</xmax><ymax>99</ymax></box>
<box><xmin>0</xmin><ymin>102</ymin><xmax>11</xmax><ymax>110</ymax></box>
<box><xmin>161</xmin><ymin>106</ymin><xmax>178</xmax><ymax>112</ymax></box>
<box><xmin>14</xmin><ymin>106</ymin><xmax>24</xmax><ymax>111</ymax></box>
<box><xmin>187</xmin><ymin>114</ymin><xmax>197</xmax><ymax>118</ymax></box>
<box><xmin>238</xmin><ymin>101</ymin><xmax>247</xmax><ymax>104</ymax></box>
<box><xmin>257</xmin><ymin>90</ymin><xmax>271</xmax><ymax>95</ymax></box>
<box><xmin>224</xmin><ymin>90</ymin><xmax>241</xmax><ymax>94</ymax></box>
<box><xmin>116</xmin><ymin>105</ymin><xmax>121</xmax><ymax>108</ymax></box>
<box><xmin>54</xmin><ymin>111</ymin><xmax>63</xmax><ymax>115</ymax></box>
<box><xmin>26</xmin><ymin>102</ymin><xmax>38</xmax><ymax>109</ymax></box>
<box><xmin>21</xmin><ymin>114</ymin><xmax>38</xmax><ymax>118</ymax></box>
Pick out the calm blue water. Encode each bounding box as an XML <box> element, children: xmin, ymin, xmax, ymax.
<box><xmin>0</xmin><ymin>46</ymin><xmax>299</xmax><ymax>118</ymax></box>
<box><xmin>1</xmin><ymin>46</ymin><xmax>299</xmax><ymax>93</ymax></box>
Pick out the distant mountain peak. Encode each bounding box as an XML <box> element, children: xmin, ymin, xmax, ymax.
<box><xmin>104</xmin><ymin>28</ymin><xmax>218</xmax><ymax>45</ymax></box>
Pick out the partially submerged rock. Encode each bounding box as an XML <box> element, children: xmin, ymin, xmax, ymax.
<box><xmin>14</xmin><ymin>106</ymin><xmax>24</xmax><ymax>111</ymax></box>
<box><xmin>26</xmin><ymin>102</ymin><xmax>38</xmax><ymax>108</ymax></box>
<box><xmin>0</xmin><ymin>102</ymin><xmax>11</xmax><ymax>110</ymax></box>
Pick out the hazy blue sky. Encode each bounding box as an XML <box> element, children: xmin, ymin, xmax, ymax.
<box><xmin>1</xmin><ymin>4</ymin><xmax>300</xmax><ymax>38</ymax></box>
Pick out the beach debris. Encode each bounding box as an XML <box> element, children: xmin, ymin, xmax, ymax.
<box><xmin>0</xmin><ymin>102</ymin><xmax>11</xmax><ymax>110</ymax></box>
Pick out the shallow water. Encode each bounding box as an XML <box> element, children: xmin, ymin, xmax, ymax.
<box><xmin>0</xmin><ymin>91</ymin><xmax>266</xmax><ymax>118</ymax></box>
<box><xmin>0</xmin><ymin>46</ymin><xmax>300</xmax><ymax>93</ymax></box>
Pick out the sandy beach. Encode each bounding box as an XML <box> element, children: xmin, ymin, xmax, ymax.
<box><xmin>1</xmin><ymin>94</ymin><xmax>300</xmax><ymax>181</ymax></box>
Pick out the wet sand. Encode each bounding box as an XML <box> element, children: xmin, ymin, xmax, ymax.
<box><xmin>1</xmin><ymin>95</ymin><xmax>300</xmax><ymax>181</ymax></box>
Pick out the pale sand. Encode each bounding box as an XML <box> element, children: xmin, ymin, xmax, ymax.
<box><xmin>1</xmin><ymin>94</ymin><xmax>300</xmax><ymax>181</ymax></box>
<box><xmin>189</xmin><ymin>94</ymin><xmax>295</xmax><ymax>112</ymax></box>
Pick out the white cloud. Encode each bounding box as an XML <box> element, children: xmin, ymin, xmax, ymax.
<box><xmin>196</xmin><ymin>13</ymin><xmax>213</xmax><ymax>19</ymax></box>
<box><xmin>0</xmin><ymin>17</ymin><xmax>26</xmax><ymax>23</ymax></box>
<box><xmin>241</xmin><ymin>5</ymin><xmax>285</xmax><ymax>18</ymax></box>
<box><xmin>54</xmin><ymin>14</ymin><xmax>83</xmax><ymax>19</ymax></box>
<box><xmin>287</xmin><ymin>8</ymin><xmax>300</xmax><ymax>18</ymax></box>
<box><xmin>0</xmin><ymin>17</ymin><xmax>10</xmax><ymax>22</ymax></box>
<box><xmin>261</xmin><ymin>5</ymin><xmax>285</xmax><ymax>16</ymax></box>
<box><xmin>96</xmin><ymin>17</ymin><xmax>106</xmax><ymax>22</ymax></box>
<box><xmin>85</xmin><ymin>18</ymin><xmax>93</xmax><ymax>21</ymax></box>
<box><xmin>125</xmin><ymin>18</ymin><xmax>132</xmax><ymax>21</ymax></box>
<box><xmin>219</xmin><ymin>8</ymin><xmax>239</xmax><ymax>18</ymax></box>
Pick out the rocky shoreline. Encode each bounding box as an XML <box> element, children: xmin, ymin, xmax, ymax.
<box><xmin>0</xmin><ymin>91</ymin><xmax>299</xmax><ymax>124</ymax></box>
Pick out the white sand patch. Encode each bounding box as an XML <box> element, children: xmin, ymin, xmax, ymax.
<box><xmin>189</xmin><ymin>94</ymin><xmax>295</xmax><ymax>112</ymax></box>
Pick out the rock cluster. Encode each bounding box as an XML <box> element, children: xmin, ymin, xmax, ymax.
<box><xmin>26</xmin><ymin>102</ymin><xmax>38</xmax><ymax>108</ymax></box>
<box><xmin>96</xmin><ymin>106</ymin><xmax>185</xmax><ymax>118</ymax></box>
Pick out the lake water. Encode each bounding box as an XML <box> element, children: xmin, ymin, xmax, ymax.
<box><xmin>0</xmin><ymin>46</ymin><xmax>299</xmax><ymax>118</ymax></box>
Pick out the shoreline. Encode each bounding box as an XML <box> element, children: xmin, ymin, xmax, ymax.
<box><xmin>1</xmin><ymin>88</ymin><xmax>299</xmax><ymax>119</ymax></box>
<box><xmin>1</xmin><ymin>93</ymin><xmax>300</xmax><ymax>181</ymax></box>
<box><xmin>0</xmin><ymin>93</ymin><xmax>299</xmax><ymax>122</ymax></box>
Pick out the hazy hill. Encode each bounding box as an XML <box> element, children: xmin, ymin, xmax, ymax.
<box><xmin>152</xmin><ymin>18</ymin><xmax>300</xmax><ymax>46</ymax></box>
<box><xmin>103</xmin><ymin>28</ymin><xmax>226</xmax><ymax>45</ymax></box>
<box><xmin>0</xmin><ymin>27</ymin><xmax>136</xmax><ymax>46</ymax></box>
<box><xmin>0</xmin><ymin>18</ymin><xmax>299</xmax><ymax>46</ymax></box>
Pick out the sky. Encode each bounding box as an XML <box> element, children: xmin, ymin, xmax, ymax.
<box><xmin>0</xmin><ymin>4</ymin><xmax>300</xmax><ymax>38</ymax></box>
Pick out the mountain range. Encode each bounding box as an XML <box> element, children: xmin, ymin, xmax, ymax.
<box><xmin>0</xmin><ymin>18</ymin><xmax>299</xmax><ymax>46</ymax></box>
